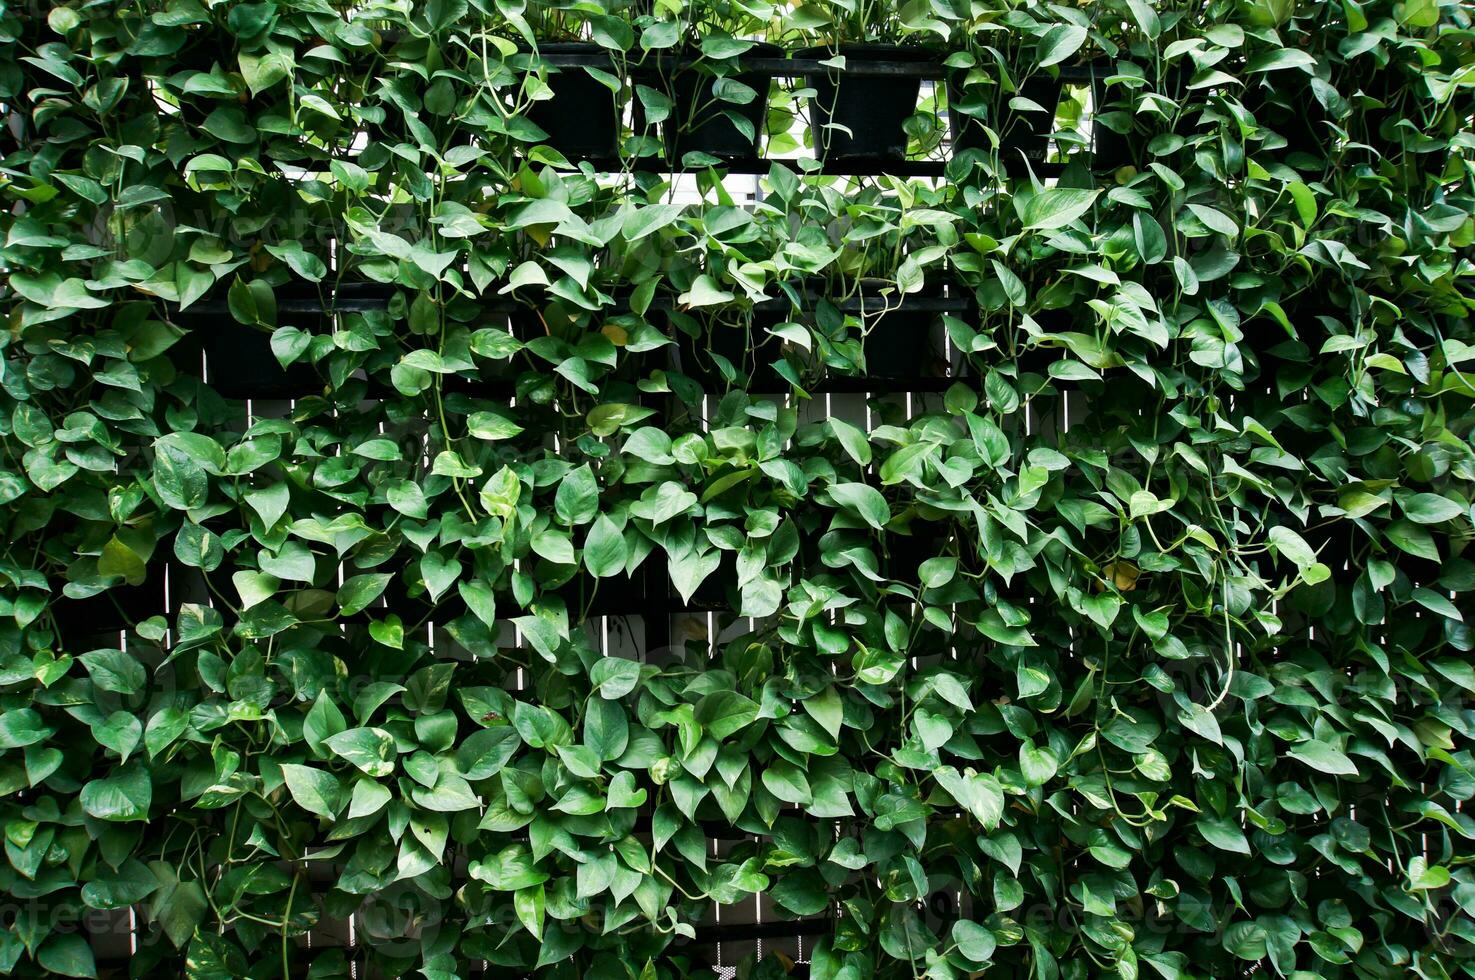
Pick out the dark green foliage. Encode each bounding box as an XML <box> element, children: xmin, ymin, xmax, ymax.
<box><xmin>1</xmin><ymin>0</ymin><xmax>1475</xmax><ymax>978</ymax></box>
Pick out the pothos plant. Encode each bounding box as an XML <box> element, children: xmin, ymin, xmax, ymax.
<box><xmin>779</xmin><ymin>0</ymin><xmax>953</xmax><ymax>45</ymax></box>
<box><xmin>508</xmin><ymin>0</ymin><xmax>640</xmax><ymax>42</ymax></box>
<box><xmin>2</xmin><ymin>1</ymin><xmax>1475</xmax><ymax>980</ymax></box>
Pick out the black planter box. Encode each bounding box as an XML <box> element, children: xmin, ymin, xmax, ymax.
<box><xmin>1001</xmin><ymin>306</ymin><xmax>1093</xmax><ymax>391</ymax></box>
<box><xmin>1237</xmin><ymin>308</ymin><xmax>1310</xmax><ymax>382</ymax></box>
<box><xmin>802</xmin><ymin>44</ymin><xmax>927</xmax><ymax>165</ymax></box>
<box><xmin>855</xmin><ymin>289</ymin><xmax>949</xmax><ymax>381</ymax></box>
<box><xmin>950</xmin><ymin>71</ymin><xmax>1065</xmax><ymax>176</ymax></box>
<box><xmin>671</xmin><ymin>308</ymin><xmax>792</xmax><ymax>390</ymax></box>
<box><xmin>1091</xmin><ymin>62</ymin><xmax>1194</xmax><ymax>171</ymax></box>
<box><xmin>1241</xmin><ymin>73</ymin><xmax>1327</xmax><ymax>162</ymax></box>
<box><xmin>174</xmin><ymin>283</ymin><xmax>339</xmax><ymax>400</ymax></box>
<box><xmin>61</xmin><ymin>567</ymin><xmax>173</xmax><ymax>638</ymax></box>
<box><xmin>647</xmin><ymin>44</ymin><xmax>778</xmax><ymax>164</ymax></box>
<box><xmin>525</xmin><ymin>43</ymin><xmax>622</xmax><ymax>163</ymax></box>
<box><xmin>195</xmin><ymin>319</ymin><xmax>323</xmax><ymax>400</ymax></box>
<box><xmin>885</xmin><ymin>519</ymin><xmax>953</xmax><ymax>582</ymax></box>
<box><xmin>379</xmin><ymin>566</ymin><xmax>468</xmax><ymax>623</ymax></box>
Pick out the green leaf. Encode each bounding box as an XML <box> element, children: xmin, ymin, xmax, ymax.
<box><xmin>145</xmin><ymin>707</ymin><xmax>189</xmax><ymax>759</ymax></box>
<box><xmin>584</xmin><ymin>696</ymin><xmax>629</xmax><ymax>761</ymax></box>
<box><xmin>81</xmin><ymin>858</ymin><xmax>159</xmax><ymax>909</ymax></box>
<box><xmin>1287</xmin><ymin>739</ymin><xmax>1359</xmax><ymax>777</ymax></box>
<box><xmin>468</xmin><ymin>411</ymin><xmax>526</xmax><ymax>441</ymax></box>
<box><xmin>1037</xmin><ymin>24</ymin><xmax>1086</xmax><ymax>67</ymax></box>
<box><xmin>480</xmin><ymin>466</ymin><xmax>522</xmax><ymax>519</ymax></box>
<box><xmin>555</xmin><ymin>464</ymin><xmax>599</xmax><ymax>526</ymax></box>
<box><xmin>583</xmin><ymin>515</ymin><xmax>628</xmax><ymax>578</ymax></box>
<box><xmin>590</xmin><ymin>658</ymin><xmax>642</xmax><ymax>699</ymax></box>
<box><xmin>531</xmin><ymin>529</ymin><xmax>576</xmax><ymax>565</ymax></box>
<box><xmin>338</xmin><ymin>573</ymin><xmax>392</xmax><ymax>616</ymax></box>
<box><xmin>245</xmin><ymin>482</ymin><xmax>290</xmax><ymax>529</ymax></box>
<box><xmin>695</xmin><ymin>691</ymin><xmax>761</xmax><ymax>739</ymax></box>
<box><xmin>828</xmin><ymin>482</ymin><xmax>890</xmax><ymax>530</ymax></box>
<box><xmin>1413</xmin><ymin>587</ymin><xmax>1463</xmax><ymax>622</ymax></box>
<box><xmin>38</xmin><ymin>935</ymin><xmax>97</xmax><ymax>979</ymax></box>
<box><xmin>471</xmin><ymin>844</ymin><xmax>549</xmax><ymax>891</ymax></box>
<box><xmin>1018</xmin><ymin>188</ymin><xmax>1099</xmax><ymax>231</ymax></box>
<box><xmin>99</xmin><ymin>535</ymin><xmax>147</xmax><ymax>585</ymax></box>
<box><xmin>93</xmin><ymin>711</ymin><xmax>142</xmax><ymax>762</ymax></box>
<box><xmin>935</xmin><ymin>766</ymin><xmax>1004</xmax><ymax>829</ymax></box>
<box><xmin>413</xmin><ymin>773</ymin><xmax>482</xmax><ymax>811</ymax></box>
<box><xmin>323</xmin><ymin>727</ymin><xmax>397</xmax><ymax>777</ymax></box>
<box><xmin>515</xmin><ymin>884</ymin><xmax>546</xmax><ymax>940</ymax></box>
<box><xmin>418</xmin><ymin>551</ymin><xmax>462</xmax><ymax>601</ymax></box>
<box><xmin>919</xmin><ymin>556</ymin><xmax>957</xmax><ymax>589</ymax></box>
<box><xmin>1402</xmin><ymin>492</ymin><xmax>1464</xmax><ymax>524</ymax></box>
<box><xmin>677</xmin><ymin>274</ymin><xmax>734</xmax><ymax>308</ymax></box>
<box><xmin>82</xmin><ymin>649</ymin><xmax>146</xmax><ymax>694</ymax></box>
<box><xmin>668</xmin><ymin>546</ymin><xmax>721</xmax><ymax>605</ymax></box>
<box><xmin>279</xmin><ymin>763</ymin><xmax>345</xmax><ymax>818</ymax></box>
<box><xmin>1246</xmin><ymin>48</ymin><xmax>1316</xmax><ymax>72</ymax></box>
<box><xmin>304</xmin><ymin>692</ymin><xmax>346</xmax><ymax>756</ymax></box>
<box><xmin>258</xmin><ymin>541</ymin><xmax>315</xmax><ymax>582</ymax></box>
<box><xmin>1409</xmin><ymin>856</ymin><xmax>1452</xmax><ymax>890</ymax></box>
<box><xmin>951</xmin><ymin>920</ymin><xmax>997</xmax><ymax>964</ymax></box>
<box><xmin>1267</xmin><ymin>526</ymin><xmax>1317</xmax><ymax>569</ymax></box>
<box><xmin>829</xmin><ymin>417</ymin><xmax>872</xmax><ymax>466</ymax></box>
<box><xmin>459</xmin><ymin>579</ymin><xmax>498</xmax><ymax>628</ymax></box>
<box><xmin>761</xmin><ymin>761</ymin><xmax>812</xmax><ymax>805</ymax></box>
<box><xmin>1019</xmin><ymin>742</ymin><xmax>1058</xmax><ymax>786</ymax></box>
<box><xmin>803</xmin><ymin>686</ymin><xmax>844</xmax><ymax>740</ymax></box>
<box><xmin>1197</xmin><ymin>815</ymin><xmax>1251</xmax><ymax>855</ymax></box>
<box><xmin>264</xmin><ymin>241</ymin><xmax>327</xmax><ymax>281</ymax></box>
<box><xmin>232</xmin><ymin>570</ymin><xmax>279</xmax><ymax>609</ymax></box>
<box><xmin>0</xmin><ymin>708</ymin><xmax>54</xmax><ymax>748</ymax></box>
<box><xmin>81</xmin><ymin>765</ymin><xmax>152</xmax><ymax>821</ymax></box>
<box><xmin>457</xmin><ymin>727</ymin><xmax>519</xmax><ymax>779</ymax></box>
<box><xmin>148</xmin><ymin>864</ymin><xmax>209</xmax><ymax>949</ymax></box>
<box><xmin>386</xmin><ymin>479</ymin><xmax>429</xmax><ymax>519</ymax></box>
<box><xmin>1386</xmin><ymin>520</ymin><xmax>1440</xmax><ymax>562</ymax></box>
<box><xmin>622</xmin><ymin>203</ymin><xmax>685</xmax><ymax>241</ymax></box>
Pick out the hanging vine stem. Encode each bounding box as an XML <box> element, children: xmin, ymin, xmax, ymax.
<box><xmin>1204</xmin><ymin>573</ymin><xmax>1236</xmax><ymax>713</ymax></box>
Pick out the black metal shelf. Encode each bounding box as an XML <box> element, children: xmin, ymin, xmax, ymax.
<box><xmin>690</xmin><ymin>918</ymin><xmax>835</xmax><ymax>944</ymax></box>
<box><xmin>644</xmin><ymin>156</ymin><xmax>953</xmax><ymax>177</ymax></box>
<box><xmin>191</xmin><ymin>287</ymin><xmax>975</xmax><ymax>317</ymax></box>
<box><xmin>181</xmin><ymin>284</ymin><xmax>980</xmax><ymax>399</ymax></box>
<box><xmin>537</xmin><ymin>48</ymin><xmax>1108</xmax><ymax>84</ymax></box>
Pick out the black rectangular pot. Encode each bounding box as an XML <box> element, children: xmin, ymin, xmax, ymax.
<box><xmin>884</xmin><ymin>519</ymin><xmax>954</xmax><ymax>583</ymax></box>
<box><xmin>524</xmin><ymin>43</ymin><xmax>622</xmax><ymax>163</ymax></box>
<box><xmin>1090</xmin><ymin>62</ymin><xmax>1194</xmax><ymax>172</ymax></box>
<box><xmin>802</xmin><ymin>44</ymin><xmax>927</xmax><ymax>165</ymax></box>
<box><xmin>61</xmin><ymin>567</ymin><xmax>173</xmax><ymax>639</ymax></box>
<box><xmin>671</xmin><ymin>307</ymin><xmax>794</xmax><ymax>391</ymax></box>
<box><xmin>649</xmin><ymin>44</ymin><xmax>778</xmax><ymax>164</ymax></box>
<box><xmin>854</xmin><ymin>288</ymin><xmax>949</xmax><ymax>382</ymax></box>
<box><xmin>1241</xmin><ymin>73</ymin><xmax>1328</xmax><ymax>163</ymax></box>
<box><xmin>950</xmin><ymin>71</ymin><xmax>1065</xmax><ymax>176</ymax></box>
<box><xmin>175</xmin><ymin>283</ymin><xmax>331</xmax><ymax>400</ymax></box>
<box><xmin>195</xmin><ymin>319</ymin><xmax>323</xmax><ymax>400</ymax></box>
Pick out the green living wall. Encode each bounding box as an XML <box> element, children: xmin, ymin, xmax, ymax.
<box><xmin>3</xmin><ymin>0</ymin><xmax>1475</xmax><ymax>977</ymax></box>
